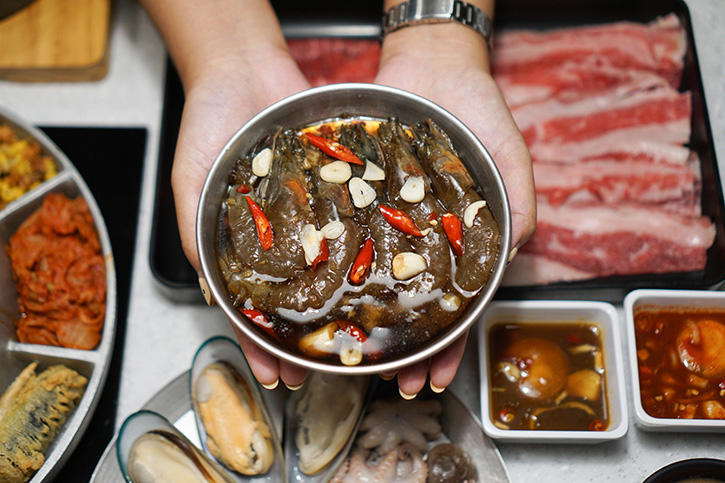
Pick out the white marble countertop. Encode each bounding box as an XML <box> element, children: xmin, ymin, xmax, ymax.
<box><xmin>1</xmin><ymin>1</ymin><xmax>724</xmax><ymax>481</ymax></box>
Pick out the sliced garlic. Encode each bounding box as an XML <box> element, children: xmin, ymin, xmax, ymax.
<box><xmin>362</xmin><ymin>161</ymin><xmax>385</xmax><ymax>181</ymax></box>
<box><xmin>320</xmin><ymin>161</ymin><xmax>352</xmax><ymax>184</ymax></box>
<box><xmin>339</xmin><ymin>339</ymin><xmax>363</xmax><ymax>366</ymax></box>
<box><xmin>392</xmin><ymin>252</ymin><xmax>427</xmax><ymax>280</ymax></box>
<box><xmin>321</xmin><ymin>220</ymin><xmax>345</xmax><ymax>239</ymax></box>
<box><xmin>497</xmin><ymin>361</ymin><xmax>521</xmax><ymax>382</ymax></box>
<box><xmin>301</xmin><ymin>224</ymin><xmax>324</xmax><ymax>265</ymax></box>
<box><xmin>439</xmin><ymin>293</ymin><xmax>461</xmax><ymax>312</ymax></box>
<box><xmin>400</xmin><ymin>176</ymin><xmax>425</xmax><ymax>203</ymax></box>
<box><xmin>348</xmin><ymin>177</ymin><xmax>376</xmax><ymax>208</ymax></box>
<box><xmin>568</xmin><ymin>344</ymin><xmax>598</xmax><ymax>355</ymax></box>
<box><xmin>298</xmin><ymin>322</ymin><xmax>337</xmax><ymax>358</ymax></box>
<box><xmin>463</xmin><ymin>200</ymin><xmax>487</xmax><ymax>228</ymax></box>
<box><xmin>252</xmin><ymin>148</ymin><xmax>273</xmax><ymax>177</ymax></box>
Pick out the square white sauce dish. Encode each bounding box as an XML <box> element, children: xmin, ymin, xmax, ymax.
<box><xmin>478</xmin><ymin>300</ymin><xmax>628</xmax><ymax>443</ymax></box>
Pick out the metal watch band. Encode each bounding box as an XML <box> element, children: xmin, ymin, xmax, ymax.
<box><xmin>382</xmin><ymin>0</ymin><xmax>492</xmax><ymax>46</ymax></box>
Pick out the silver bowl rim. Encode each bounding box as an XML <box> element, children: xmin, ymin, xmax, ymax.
<box><xmin>197</xmin><ymin>82</ymin><xmax>511</xmax><ymax>375</ymax></box>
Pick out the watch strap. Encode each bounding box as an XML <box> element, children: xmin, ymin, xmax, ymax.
<box><xmin>382</xmin><ymin>0</ymin><xmax>492</xmax><ymax>47</ymax></box>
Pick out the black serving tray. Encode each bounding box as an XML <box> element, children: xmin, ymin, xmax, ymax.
<box><xmin>149</xmin><ymin>0</ymin><xmax>724</xmax><ymax>304</ymax></box>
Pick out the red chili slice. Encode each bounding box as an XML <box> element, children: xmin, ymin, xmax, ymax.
<box><xmin>305</xmin><ymin>133</ymin><xmax>364</xmax><ymax>165</ymax></box>
<box><xmin>310</xmin><ymin>238</ymin><xmax>329</xmax><ymax>270</ymax></box>
<box><xmin>335</xmin><ymin>320</ymin><xmax>384</xmax><ymax>361</ymax></box>
<box><xmin>349</xmin><ymin>238</ymin><xmax>374</xmax><ymax>284</ymax></box>
<box><xmin>565</xmin><ymin>333</ymin><xmax>583</xmax><ymax>345</ymax></box>
<box><xmin>245</xmin><ymin>195</ymin><xmax>273</xmax><ymax>250</ymax></box>
<box><xmin>336</xmin><ymin>320</ymin><xmax>368</xmax><ymax>342</ymax></box>
<box><xmin>236</xmin><ymin>184</ymin><xmax>251</xmax><ymax>194</ymax></box>
<box><xmin>588</xmin><ymin>419</ymin><xmax>606</xmax><ymax>431</ymax></box>
<box><xmin>240</xmin><ymin>308</ymin><xmax>276</xmax><ymax>339</ymax></box>
<box><xmin>441</xmin><ymin>212</ymin><xmax>464</xmax><ymax>256</ymax></box>
<box><xmin>499</xmin><ymin>408</ymin><xmax>515</xmax><ymax>423</ymax></box>
<box><xmin>378</xmin><ymin>205</ymin><xmax>425</xmax><ymax>237</ymax></box>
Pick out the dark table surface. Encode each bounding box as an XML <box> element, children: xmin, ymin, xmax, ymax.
<box><xmin>40</xmin><ymin>126</ymin><xmax>146</xmax><ymax>482</ymax></box>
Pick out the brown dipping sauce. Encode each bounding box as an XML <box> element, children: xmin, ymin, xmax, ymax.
<box><xmin>216</xmin><ymin>117</ymin><xmax>500</xmax><ymax>365</ymax></box>
<box><xmin>633</xmin><ymin>307</ymin><xmax>725</xmax><ymax>419</ymax></box>
<box><xmin>488</xmin><ymin>322</ymin><xmax>609</xmax><ymax>431</ymax></box>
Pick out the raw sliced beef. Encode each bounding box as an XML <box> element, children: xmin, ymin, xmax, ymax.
<box><xmin>492</xmin><ymin>14</ymin><xmax>686</xmax><ymax>87</ymax></box>
<box><xmin>288</xmin><ymin>38</ymin><xmax>380</xmax><ymax>86</ymax></box>
<box><xmin>506</xmin><ymin>200</ymin><xmax>715</xmax><ymax>281</ymax></box>
<box><xmin>496</xmin><ymin>67</ymin><xmax>671</xmax><ymax>107</ymax></box>
<box><xmin>494</xmin><ymin>15</ymin><xmax>715</xmax><ymax>286</ymax></box>
<box><xmin>532</xmin><ymin>152</ymin><xmax>702</xmax><ymax>216</ymax></box>
<box><xmin>513</xmin><ymin>85</ymin><xmax>691</xmax><ymax>148</ymax></box>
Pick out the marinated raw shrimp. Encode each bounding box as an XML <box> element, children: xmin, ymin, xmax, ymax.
<box><xmin>413</xmin><ymin>119</ymin><xmax>500</xmax><ymax>292</ymax></box>
<box><xmin>224</xmin><ymin>152</ymin><xmax>363</xmax><ymax>312</ymax></box>
<box><xmin>338</xmin><ymin>124</ymin><xmax>413</xmax><ymax>331</ymax></box>
<box><xmin>378</xmin><ymin>118</ymin><xmax>451</xmax><ymax>295</ymax></box>
<box><xmin>215</xmin><ymin>116</ymin><xmax>501</xmax><ymax>365</ymax></box>
<box><xmin>341</xmin><ymin>123</ymin><xmax>411</xmax><ymax>282</ymax></box>
<box><xmin>262</xmin><ymin>153</ymin><xmax>364</xmax><ymax>311</ymax></box>
<box><xmin>228</xmin><ymin>129</ymin><xmax>316</xmax><ymax>279</ymax></box>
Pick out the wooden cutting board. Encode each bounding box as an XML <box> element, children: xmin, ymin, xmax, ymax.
<box><xmin>0</xmin><ymin>0</ymin><xmax>111</xmax><ymax>82</ymax></box>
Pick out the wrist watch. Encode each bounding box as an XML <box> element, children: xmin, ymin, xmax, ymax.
<box><xmin>382</xmin><ymin>0</ymin><xmax>493</xmax><ymax>47</ymax></box>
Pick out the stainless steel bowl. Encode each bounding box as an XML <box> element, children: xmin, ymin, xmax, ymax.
<box><xmin>197</xmin><ymin>83</ymin><xmax>511</xmax><ymax>375</ymax></box>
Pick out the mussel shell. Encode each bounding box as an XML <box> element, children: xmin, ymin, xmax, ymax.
<box><xmin>117</xmin><ymin>410</ymin><xmax>235</xmax><ymax>483</ymax></box>
<box><xmin>190</xmin><ymin>336</ymin><xmax>285</xmax><ymax>482</ymax></box>
<box><xmin>284</xmin><ymin>372</ymin><xmax>375</xmax><ymax>481</ymax></box>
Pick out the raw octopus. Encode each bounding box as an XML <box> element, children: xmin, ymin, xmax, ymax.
<box><xmin>330</xmin><ymin>444</ymin><xmax>427</xmax><ymax>483</ymax></box>
<box><xmin>356</xmin><ymin>398</ymin><xmax>442</xmax><ymax>455</ymax></box>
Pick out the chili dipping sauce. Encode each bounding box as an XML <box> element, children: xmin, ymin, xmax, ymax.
<box><xmin>633</xmin><ymin>307</ymin><xmax>725</xmax><ymax>419</ymax></box>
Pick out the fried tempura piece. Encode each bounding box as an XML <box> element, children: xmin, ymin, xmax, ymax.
<box><xmin>0</xmin><ymin>363</ymin><xmax>88</xmax><ymax>483</ymax></box>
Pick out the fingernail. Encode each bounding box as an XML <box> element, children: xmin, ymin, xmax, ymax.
<box><xmin>399</xmin><ymin>387</ymin><xmax>417</xmax><ymax>400</ymax></box>
<box><xmin>199</xmin><ymin>278</ymin><xmax>214</xmax><ymax>306</ymax></box>
<box><xmin>285</xmin><ymin>382</ymin><xmax>304</xmax><ymax>391</ymax></box>
<box><xmin>261</xmin><ymin>379</ymin><xmax>279</xmax><ymax>390</ymax></box>
<box><xmin>507</xmin><ymin>246</ymin><xmax>518</xmax><ymax>265</ymax></box>
<box><xmin>430</xmin><ymin>381</ymin><xmax>446</xmax><ymax>394</ymax></box>
<box><xmin>380</xmin><ymin>373</ymin><xmax>395</xmax><ymax>381</ymax></box>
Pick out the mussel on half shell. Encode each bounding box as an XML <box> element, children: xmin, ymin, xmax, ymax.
<box><xmin>291</xmin><ymin>372</ymin><xmax>371</xmax><ymax>476</ymax></box>
<box><xmin>117</xmin><ymin>410</ymin><xmax>235</xmax><ymax>483</ymax></box>
<box><xmin>190</xmin><ymin>336</ymin><xmax>283</xmax><ymax>480</ymax></box>
<box><xmin>195</xmin><ymin>362</ymin><xmax>275</xmax><ymax>475</ymax></box>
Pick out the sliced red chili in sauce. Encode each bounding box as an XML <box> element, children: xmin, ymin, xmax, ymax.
<box><xmin>245</xmin><ymin>195</ymin><xmax>274</xmax><ymax>250</ymax></box>
<box><xmin>306</xmin><ymin>133</ymin><xmax>364</xmax><ymax>165</ymax></box>
<box><xmin>378</xmin><ymin>205</ymin><xmax>425</xmax><ymax>237</ymax></box>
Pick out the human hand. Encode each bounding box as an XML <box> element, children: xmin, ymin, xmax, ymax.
<box><xmin>171</xmin><ymin>52</ymin><xmax>312</xmax><ymax>390</ymax></box>
<box><xmin>375</xmin><ymin>23</ymin><xmax>537</xmax><ymax>397</ymax></box>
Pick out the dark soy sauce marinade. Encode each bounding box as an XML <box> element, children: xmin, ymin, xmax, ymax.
<box><xmin>215</xmin><ymin>118</ymin><xmax>500</xmax><ymax>365</ymax></box>
<box><xmin>488</xmin><ymin>322</ymin><xmax>609</xmax><ymax>431</ymax></box>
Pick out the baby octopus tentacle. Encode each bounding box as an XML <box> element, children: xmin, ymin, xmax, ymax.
<box><xmin>356</xmin><ymin>398</ymin><xmax>443</xmax><ymax>456</ymax></box>
<box><xmin>373</xmin><ymin>443</ymin><xmax>427</xmax><ymax>483</ymax></box>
